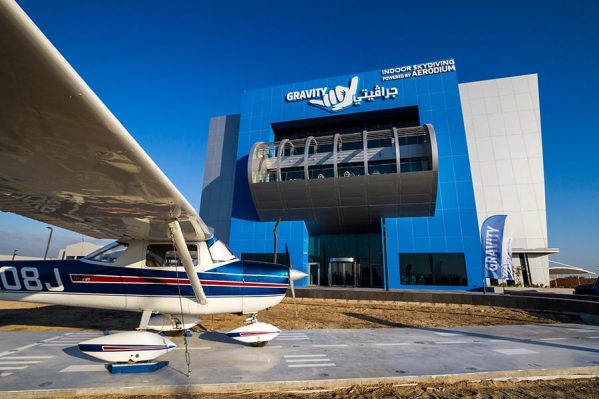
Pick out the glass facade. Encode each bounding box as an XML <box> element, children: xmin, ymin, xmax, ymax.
<box><xmin>399</xmin><ymin>253</ymin><xmax>468</xmax><ymax>286</ymax></box>
<box><xmin>308</xmin><ymin>233</ymin><xmax>383</xmax><ymax>288</ymax></box>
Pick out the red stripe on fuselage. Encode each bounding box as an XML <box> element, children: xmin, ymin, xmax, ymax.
<box><xmin>70</xmin><ymin>274</ymin><xmax>288</xmax><ymax>288</ymax></box>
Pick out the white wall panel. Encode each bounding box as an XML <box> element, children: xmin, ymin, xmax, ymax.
<box><xmin>503</xmin><ymin>112</ymin><xmax>523</xmax><ymax>135</ymax></box>
<box><xmin>497</xmin><ymin>78</ymin><xmax>514</xmax><ymax>96</ymax></box>
<box><xmin>468</xmin><ymin>83</ymin><xmax>485</xmax><ymax>99</ymax></box>
<box><xmin>515</xmin><ymin>93</ymin><xmax>534</xmax><ymax>110</ymax></box>
<box><xmin>507</xmin><ymin>135</ymin><xmax>527</xmax><ymax>158</ymax></box>
<box><xmin>460</xmin><ymin>74</ymin><xmax>550</xmax><ymax>286</ymax></box>
<box><xmin>472</xmin><ymin>115</ymin><xmax>491</xmax><ymax>137</ymax></box>
<box><xmin>529</xmin><ymin>158</ymin><xmax>545</xmax><ymax>184</ymax></box>
<box><xmin>479</xmin><ymin>161</ymin><xmax>499</xmax><ymax>184</ymax></box>
<box><xmin>471</xmin><ymin>100</ymin><xmax>486</xmax><ymax>116</ymax></box>
<box><xmin>500</xmin><ymin>95</ymin><xmax>518</xmax><ymax>112</ymax></box>
<box><xmin>483</xmin><ymin>80</ymin><xmax>499</xmax><ymax>97</ymax></box>
<box><xmin>532</xmin><ymin>183</ymin><xmax>546</xmax><ymax>211</ymax></box>
<box><xmin>492</xmin><ymin>136</ymin><xmax>511</xmax><ymax>160</ymax></box>
<box><xmin>484</xmin><ymin>96</ymin><xmax>502</xmax><ymax>114</ymax></box>
<box><xmin>488</xmin><ymin>113</ymin><xmax>507</xmax><ymax>136</ymax></box>
<box><xmin>511</xmin><ymin>75</ymin><xmax>530</xmax><ymax>93</ymax></box>
<box><xmin>516</xmin><ymin>184</ymin><xmax>537</xmax><ymax>211</ymax></box>
<box><xmin>512</xmin><ymin>159</ymin><xmax>533</xmax><ymax>184</ymax></box>
<box><xmin>496</xmin><ymin>162</ymin><xmax>516</xmax><ymax>186</ymax></box>
<box><xmin>519</xmin><ymin>110</ymin><xmax>538</xmax><ymax>133</ymax></box>
<box><xmin>483</xmin><ymin>185</ymin><xmax>503</xmax><ymax>213</ymax></box>
<box><xmin>523</xmin><ymin>134</ymin><xmax>543</xmax><ymax>158</ymax></box>
<box><xmin>501</xmin><ymin>185</ymin><xmax>520</xmax><ymax>212</ymax></box>
<box><xmin>477</xmin><ymin>137</ymin><xmax>495</xmax><ymax>160</ymax></box>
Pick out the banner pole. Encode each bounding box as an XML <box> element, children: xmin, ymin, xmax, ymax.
<box><xmin>482</xmin><ymin>273</ymin><xmax>486</xmax><ymax>295</ymax></box>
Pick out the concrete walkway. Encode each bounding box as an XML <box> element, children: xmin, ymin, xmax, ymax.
<box><xmin>0</xmin><ymin>323</ymin><xmax>598</xmax><ymax>396</ymax></box>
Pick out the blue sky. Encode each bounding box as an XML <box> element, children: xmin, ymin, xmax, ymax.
<box><xmin>1</xmin><ymin>0</ymin><xmax>598</xmax><ymax>273</ymax></box>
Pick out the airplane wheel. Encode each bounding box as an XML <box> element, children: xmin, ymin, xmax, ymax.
<box><xmin>250</xmin><ymin>341</ymin><xmax>268</xmax><ymax>347</ymax></box>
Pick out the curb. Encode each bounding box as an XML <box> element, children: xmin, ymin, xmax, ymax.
<box><xmin>2</xmin><ymin>366</ymin><xmax>598</xmax><ymax>398</ymax></box>
<box><xmin>291</xmin><ymin>288</ymin><xmax>599</xmax><ymax>318</ymax></box>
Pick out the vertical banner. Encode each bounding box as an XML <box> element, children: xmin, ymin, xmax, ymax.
<box><xmin>481</xmin><ymin>215</ymin><xmax>507</xmax><ymax>280</ymax></box>
<box><xmin>501</xmin><ymin>237</ymin><xmax>514</xmax><ymax>280</ymax></box>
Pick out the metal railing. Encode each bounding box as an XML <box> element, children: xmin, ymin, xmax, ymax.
<box><xmin>249</xmin><ymin>125</ymin><xmax>434</xmax><ymax>183</ymax></box>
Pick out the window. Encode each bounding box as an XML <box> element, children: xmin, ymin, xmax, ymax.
<box><xmin>338</xmin><ymin>163</ymin><xmax>365</xmax><ymax>177</ymax></box>
<box><xmin>400</xmin><ymin>157</ymin><xmax>431</xmax><ymax>172</ymax></box>
<box><xmin>308</xmin><ymin>165</ymin><xmax>334</xmax><ymax>179</ymax></box>
<box><xmin>208</xmin><ymin>240</ymin><xmax>236</xmax><ymax>263</ymax></box>
<box><xmin>400</xmin><ymin>253</ymin><xmax>468</xmax><ymax>286</ymax></box>
<box><xmin>397</xmin><ymin>135</ymin><xmax>428</xmax><ymax>146</ymax></box>
<box><xmin>368</xmin><ymin>159</ymin><xmax>397</xmax><ymax>175</ymax></box>
<box><xmin>145</xmin><ymin>244</ymin><xmax>198</xmax><ymax>267</ymax></box>
<box><xmin>281</xmin><ymin>167</ymin><xmax>305</xmax><ymax>181</ymax></box>
<box><xmin>85</xmin><ymin>242</ymin><xmax>128</xmax><ymax>264</ymax></box>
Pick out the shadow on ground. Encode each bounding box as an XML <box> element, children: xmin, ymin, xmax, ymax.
<box><xmin>0</xmin><ymin>305</ymin><xmax>139</xmax><ymax>331</ymax></box>
<box><xmin>343</xmin><ymin>312</ymin><xmax>409</xmax><ymax>327</ymax></box>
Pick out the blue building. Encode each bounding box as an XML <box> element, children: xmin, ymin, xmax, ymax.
<box><xmin>200</xmin><ymin>59</ymin><xmax>554</xmax><ymax>290</ymax></box>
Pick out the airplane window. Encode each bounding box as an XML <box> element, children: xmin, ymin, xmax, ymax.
<box><xmin>208</xmin><ymin>240</ymin><xmax>236</xmax><ymax>263</ymax></box>
<box><xmin>85</xmin><ymin>242</ymin><xmax>129</xmax><ymax>264</ymax></box>
<box><xmin>146</xmin><ymin>244</ymin><xmax>199</xmax><ymax>267</ymax></box>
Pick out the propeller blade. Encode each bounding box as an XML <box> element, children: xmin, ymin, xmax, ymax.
<box><xmin>284</xmin><ymin>244</ymin><xmax>308</xmax><ymax>317</ymax></box>
<box><xmin>288</xmin><ymin>268</ymin><xmax>308</xmax><ymax>318</ymax></box>
<box><xmin>289</xmin><ymin>268</ymin><xmax>297</xmax><ymax>318</ymax></box>
<box><xmin>285</xmin><ymin>244</ymin><xmax>296</xmax><ymax>317</ymax></box>
<box><xmin>290</xmin><ymin>274</ymin><xmax>296</xmax><ymax>300</ymax></box>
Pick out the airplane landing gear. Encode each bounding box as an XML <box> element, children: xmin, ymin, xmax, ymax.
<box><xmin>226</xmin><ymin>313</ymin><xmax>281</xmax><ymax>346</ymax></box>
<box><xmin>137</xmin><ymin>311</ymin><xmax>198</xmax><ymax>335</ymax></box>
<box><xmin>244</xmin><ymin>312</ymin><xmax>258</xmax><ymax>325</ymax></box>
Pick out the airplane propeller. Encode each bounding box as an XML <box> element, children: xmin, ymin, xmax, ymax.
<box><xmin>285</xmin><ymin>244</ymin><xmax>308</xmax><ymax>317</ymax></box>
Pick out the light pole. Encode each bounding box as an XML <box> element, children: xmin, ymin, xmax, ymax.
<box><xmin>43</xmin><ymin>226</ymin><xmax>53</xmax><ymax>260</ymax></box>
<box><xmin>11</xmin><ymin>249</ymin><xmax>18</xmax><ymax>260</ymax></box>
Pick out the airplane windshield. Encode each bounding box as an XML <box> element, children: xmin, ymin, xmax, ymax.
<box><xmin>85</xmin><ymin>242</ymin><xmax>129</xmax><ymax>264</ymax></box>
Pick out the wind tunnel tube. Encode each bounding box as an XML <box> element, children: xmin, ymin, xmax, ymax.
<box><xmin>247</xmin><ymin>124</ymin><xmax>438</xmax><ymax>233</ymax></box>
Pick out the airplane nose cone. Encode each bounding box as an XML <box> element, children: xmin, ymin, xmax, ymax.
<box><xmin>289</xmin><ymin>268</ymin><xmax>308</xmax><ymax>282</ymax></box>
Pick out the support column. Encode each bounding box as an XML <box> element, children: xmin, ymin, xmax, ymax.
<box><xmin>169</xmin><ymin>220</ymin><xmax>208</xmax><ymax>305</ymax></box>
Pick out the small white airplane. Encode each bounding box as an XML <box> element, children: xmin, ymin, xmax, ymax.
<box><xmin>0</xmin><ymin>0</ymin><xmax>306</xmax><ymax>362</ymax></box>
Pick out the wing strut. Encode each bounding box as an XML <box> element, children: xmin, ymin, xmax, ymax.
<box><xmin>169</xmin><ymin>221</ymin><xmax>208</xmax><ymax>305</ymax></box>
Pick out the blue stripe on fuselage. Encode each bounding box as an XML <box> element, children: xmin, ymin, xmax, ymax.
<box><xmin>0</xmin><ymin>259</ymin><xmax>289</xmax><ymax>297</ymax></box>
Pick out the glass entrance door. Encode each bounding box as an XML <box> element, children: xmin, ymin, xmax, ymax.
<box><xmin>308</xmin><ymin>262</ymin><xmax>320</xmax><ymax>285</ymax></box>
<box><xmin>328</xmin><ymin>257</ymin><xmax>356</xmax><ymax>287</ymax></box>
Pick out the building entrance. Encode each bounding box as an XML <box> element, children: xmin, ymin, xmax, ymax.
<box><xmin>308</xmin><ymin>262</ymin><xmax>320</xmax><ymax>285</ymax></box>
<box><xmin>308</xmin><ymin>232</ymin><xmax>383</xmax><ymax>288</ymax></box>
<box><xmin>329</xmin><ymin>257</ymin><xmax>356</xmax><ymax>287</ymax></box>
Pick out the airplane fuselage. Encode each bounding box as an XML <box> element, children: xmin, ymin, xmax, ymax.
<box><xmin>0</xmin><ymin>258</ymin><xmax>289</xmax><ymax>316</ymax></box>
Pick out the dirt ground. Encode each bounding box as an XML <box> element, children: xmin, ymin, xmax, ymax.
<box><xmin>0</xmin><ymin>297</ymin><xmax>568</xmax><ymax>332</ymax></box>
<box><xmin>50</xmin><ymin>378</ymin><xmax>599</xmax><ymax>399</ymax></box>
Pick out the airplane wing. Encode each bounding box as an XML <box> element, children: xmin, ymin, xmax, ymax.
<box><xmin>0</xmin><ymin>0</ymin><xmax>211</xmax><ymax>242</ymax></box>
